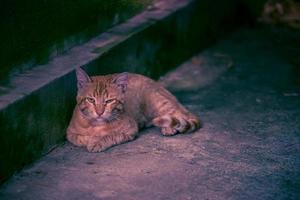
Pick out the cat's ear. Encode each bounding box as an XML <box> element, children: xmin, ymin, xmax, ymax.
<box><xmin>113</xmin><ymin>72</ymin><xmax>128</xmax><ymax>93</ymax></box>
<box><xmin>76</xmin><ymin>67</ymin><xmax>91</xmax><ymax>90</ymax></box>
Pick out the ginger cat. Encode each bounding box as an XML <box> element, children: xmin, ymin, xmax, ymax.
<box><xmin>67</xmin><ymin>67</ymin><xmax>201</xmax><ymax>152</ymax></box>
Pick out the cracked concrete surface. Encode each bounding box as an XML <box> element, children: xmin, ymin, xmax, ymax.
<box><xmin>0</xmin><ymin>27</ymin><xmax>299</xmax><ymax>200</ymax></box>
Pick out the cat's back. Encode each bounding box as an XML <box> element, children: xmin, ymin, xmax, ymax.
<box><xmin>127</xmin><ymin>73</ymin><xmax>158</xmax><ymax>90</ymax></box>
<box><xmin>92</xmin><ymin>72</ymin><xmax>158</xmax><ymax>92</ymax></box>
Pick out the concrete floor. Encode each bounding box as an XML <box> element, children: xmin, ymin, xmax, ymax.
<box><xmin>0</xmin><ymin>27</ymin><xmax>299</xmax><ymax>200</ymax></box>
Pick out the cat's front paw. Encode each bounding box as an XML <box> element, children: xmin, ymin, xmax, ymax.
<box><xmin>87</xmin><ymin>141</ymin><xmax>108</xmax><ymax>153</ymax></box>
<box><xmin>67</xmin><ymin>134</ymin><xmax>88</xmax><ymax>147</ymax></box>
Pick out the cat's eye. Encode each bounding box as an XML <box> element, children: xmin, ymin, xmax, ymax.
<box><xmin>86</xmin><ymin>97</ymin><xmax>95</xmax><ymax>103</ymax></box>
<box><xmin>105</xmin><ymin>99</ymin><xmax>115</xmax><ymax>104</ymax></box>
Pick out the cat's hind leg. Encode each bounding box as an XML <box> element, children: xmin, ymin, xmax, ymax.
<box><xmin>152</xmin><ymin>115</ymin><xmax>178</xmax><ymax>136</ymax></box>
<box><xmin>153</xmin><ymin>114</ymin><xmax>201</xmax><ymax>136</ymax></box>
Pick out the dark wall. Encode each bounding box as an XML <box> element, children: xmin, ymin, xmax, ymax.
<box><xmin>242</xmin><ymin>0</ymin><xmax>267</xmax><ymax>18</ymax></box>
<box><xmin>0</xmin><ymin>0</ymin><xmax>152</xmax><ymax>83</ymax></box>
<box><xmin>0</xmin><ymin>72</ymin><xmax>76</xmax><ymax>184</ymax></box>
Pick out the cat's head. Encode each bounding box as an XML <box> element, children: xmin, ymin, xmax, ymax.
<box><xmin>75</xmin><ymin>67</ymin><xmax>128</xmax><ymax>125</ymax></box>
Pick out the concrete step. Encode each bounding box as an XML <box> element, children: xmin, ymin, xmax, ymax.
<box><xmin>0</xmin><ymin>26</ymin><xmax>299</xmax><ymax>200</ymax></box>
<box><xmin>0</xmin><ymin>0</ymin><xmax>252</xmax><ymax>183</ymax></box>
<box><xmin>0</xmin><ymin>0</ymin><xmax>153</xmax><ymax>81</ymax></box>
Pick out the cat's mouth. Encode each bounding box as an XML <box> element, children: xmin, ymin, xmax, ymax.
<box><xmin>89</xmin><ymin>117</ymin><xmax>107</xmax><ymax>126</ymax></box>
<box><xmin>88</xmin><ymin>113</ymin><xmax>122</xmax><ymax>126</ymax></box>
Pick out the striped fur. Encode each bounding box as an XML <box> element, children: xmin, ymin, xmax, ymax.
<box><xmin>67</xmin><ymin>67</ymin><xmax>201</xmax><ymax>152</ymax></box>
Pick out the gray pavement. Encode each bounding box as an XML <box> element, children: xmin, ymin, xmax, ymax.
<box><xmin>0</xmin><ymin>27</ymin><xmax>299</xmax><ymax>200</ymax></box>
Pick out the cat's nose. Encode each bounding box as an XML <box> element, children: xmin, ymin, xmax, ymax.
<box><xmin>95</xmin><ymin>107</ymin><xmax>104</xmax><ymax>116</ymax></box>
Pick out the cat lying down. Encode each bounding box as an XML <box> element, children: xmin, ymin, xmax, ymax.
<box><xmin>67</xmin><ymin>67</ymin><xmax>201</xmax><ymax>152</ymax></box>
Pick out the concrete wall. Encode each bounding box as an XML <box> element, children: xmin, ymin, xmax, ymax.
<box><xmin>0</xmin><ymin>0</ymin><xmax>152</xmax><ymax>82</ymax></box>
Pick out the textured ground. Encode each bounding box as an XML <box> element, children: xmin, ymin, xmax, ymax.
<box><xmin>0</xmin><ymin>27</ymin><xmax>299</xmax><ymax>200</ymax></box>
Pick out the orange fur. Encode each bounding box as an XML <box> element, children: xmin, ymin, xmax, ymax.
<box><xmin>67</xmin><ymin>68</ymin><xmax>201</xmax><ymax>152</ymax></box>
